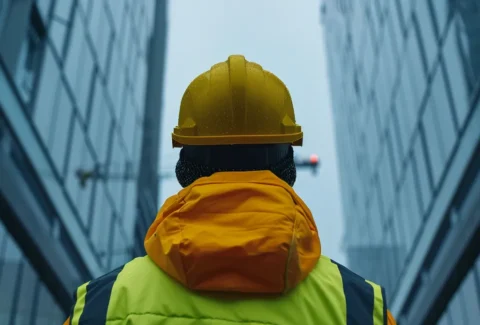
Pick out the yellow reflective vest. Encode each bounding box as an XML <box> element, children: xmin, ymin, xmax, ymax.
<box><xmin>66</xmin><ymin>171</ymin><xmax>396</xmax><ymax>324</ymax></box>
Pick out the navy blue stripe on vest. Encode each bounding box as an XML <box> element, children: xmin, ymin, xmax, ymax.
<box><xmin>381</xmin><ymin>286</ymin><xmax>387</xmax><ymax>325</ymax></box>
<box><xmin>331</xmin><ymin>260</ymin><xmax>374</xmax><ymax>325</ymax></box>
<box><xmin>79</xmin><ymin>265</ymin><xmax>125</xmax><ymax>325</ymax></box>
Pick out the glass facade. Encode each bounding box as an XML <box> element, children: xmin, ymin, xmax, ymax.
<box><xmin>0</xmin><ymin>0</ymin><xmax>166</xmax><ymax>322</ymax></box>
<box><xmin>322</xmin><ymin>0</ymin><xmax>479</xmax><ymax>324</ymax></box>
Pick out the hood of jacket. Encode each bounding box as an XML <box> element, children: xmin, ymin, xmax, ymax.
<box><xmin>144</xmin><ymin>170</ymin><xmax>321</xmax><ymax>294</ymax></box>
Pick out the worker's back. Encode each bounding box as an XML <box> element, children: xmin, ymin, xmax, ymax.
<box><xmin>67</xmin><ymin>171</ymin><xmax>393</xmax><ymax>325</ymax></box>
<box><xmin>69</xmin><ymin>254</ymin><xmax>385</xmax><ymax>325</ymax></box>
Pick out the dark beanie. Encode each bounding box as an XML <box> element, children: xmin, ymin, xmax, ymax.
<box><xmin>175</xmin><ymin>144</ymin><xmax>297</xmax><ymax>188</ymax></box>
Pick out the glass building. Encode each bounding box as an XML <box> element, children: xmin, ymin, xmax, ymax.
<box><xmin>322</xmin><ymin>1</ymin><xmax>479</xmax><ymax>324</ymax></box>
<box><xmin>0</xmin><ymin>0</ymin><xmax>167</xmax><ymax>323</ymax></box>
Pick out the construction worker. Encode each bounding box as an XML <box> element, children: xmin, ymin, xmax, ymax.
<box><xmin>64</xmin><ymin>55</ymin><xmax>396</xmax><ymax>325</ymax></box>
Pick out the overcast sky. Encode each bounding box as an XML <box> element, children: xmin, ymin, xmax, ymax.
<box><xmin>158</xmin><ymin>0</ymin><xmax>346</xmax><ymax>264</ymax></box>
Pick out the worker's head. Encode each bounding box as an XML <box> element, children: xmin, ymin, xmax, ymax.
<box><xmin>172</xmin><ymin>55</ymin><xmax>303</xmax><ymax>187</ymax></box>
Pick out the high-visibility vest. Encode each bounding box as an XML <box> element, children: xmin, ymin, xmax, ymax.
<box><xmin>69</xmin><ymin>255</ymin><xmax>387</xmax><ymax>325</ymax></box>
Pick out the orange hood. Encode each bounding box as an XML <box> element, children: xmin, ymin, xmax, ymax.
<box><xmin>144</xmin><ymin>171</ymin><xmax>321</xmax><ymax>294</ymax></box>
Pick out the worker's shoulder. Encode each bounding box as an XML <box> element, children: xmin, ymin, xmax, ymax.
<box><xmin>80</xmin><ymin>256</ymin><xmax>156</xmax><ymax>290</ymax></box>
<box><xmin>311</xmin><ymin>255</ymin><xmax>373</xmax><ymax>284</ymax></box>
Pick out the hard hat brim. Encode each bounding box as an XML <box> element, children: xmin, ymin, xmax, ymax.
<box><xmin>172</xmin><ymin>133</ymin><xmax>303</xmax><ymax>148</ymax></box>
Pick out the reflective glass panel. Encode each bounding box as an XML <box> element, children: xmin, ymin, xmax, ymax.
<box><xmin>455</xmin><ymin>3</ymin><xmax>480</xmax><ymax>88</ymax></box>
<box><xmin>458</xmin><ymin>270</ymin><xmax>480</xmax><ymax>323</ymax></box>
<box><xmin>33</xmin><ymin>45</ymin><xmax>61</xmax><ymax>146</ymax></box>
<box><xmin>0</xmin><ymin>238</ymin><xmax>21</xmax><ymax>324</ymax></box>
<box><xmin>49</xmin><ymin>0</ymin><xmax>73</xmax><ymax>57</ymax></box>
<box><xmin>447</xmin><ymin>289</ymin><xmax>469</xmax><ymax>324</ymax></box>
<box><xmin>90</xmin><ymin>183</ymin><xmax>113</xmax><ymax>268</ymax></box>
<box><xmin>422</xmin><ymin>96</ymin><xmax>445</xmax><ymax>188</ymax></box>
<box><xmin>35</xmin><ymin>0</ymin><xmax>53</xmax><ymax>22</ymax></box>
<box><xmin>65</xmin><ymin>118</ymin><xmax>95</xmax><ymax>227</ymax></box>
<box><xmin>88</xmin><ymin>76</ymin><xmax>112</xmax><ymax>164</ymax></box>
<box><xmin>122</xmin><ymin>92</ymin><xmax>136</xmax><ymax>159</ymax></box>
<box><xmin>415</xmin><ymin>0</ymin><xmax>439</xmax><ymax>71</ymax></box>
<box><xmin>89</xmin><ymin>0</ymin><xmax>112</xmax><ymax>73</ymax></box>
<box><xmin>12</xmin><ymin>261</ymin><xmax>37</xmax><ymax>325</ymax></box>
<box><xmin>429</xmin><ymin>0</ymin><xmax>451</xmax><ymax>38</ymax></box>
<box><xmin>412</xmin><ymin>131</ymin><xmax>432</xmax><ymax>214</ymax></box>
<box><xmin>15</xmin><ymin>23</ymin><xmax>44</xmax><ymax>103</ymax></box>
<box><xmin>108</xmin><ymin>131</ymin><xmax>127</xmax><ymax>216</ymax></box>
<box><xmin>443</xmin><ymin>17</ymin><xmax>471</xmax><ymax>129</ymax></box>
<box><xmin>34</xmin><ymin>283</ymin><xmax>64</xmax><ymax>324</ymax></box>
<box><xmin>430</xmin><ymin>64</ymin><xmax>457</xmax><ymax>162</ymax></box>
<box><xmin>110</xmin><ymin>220</ymin><xmax>131</xmax><ymax>270</ymax></box>
<box><xmin>49</xmin><ymin>82</ymin><xmax>74</xmax><ymax>175</ymax></box>
<box><xmin>405</xmin><ymin>26</ymin><xmax>426</xmax><ymax>118</ymax></box>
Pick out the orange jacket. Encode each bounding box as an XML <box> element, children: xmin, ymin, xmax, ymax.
<box><xmin>64</xmin><ymin>171</ymin><xmax>396</xmax><ymax>324</ymax></box>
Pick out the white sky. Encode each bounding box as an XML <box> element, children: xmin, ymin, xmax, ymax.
<box><xmin>158</xmin><ymin>0</ymin><xmax>346</xmax><ymax>265</ymax></box>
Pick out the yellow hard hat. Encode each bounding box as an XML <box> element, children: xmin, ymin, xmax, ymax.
<box><xmin>172</xmin><ymin>55</ymin><xmax>303</xmax><ymax>147</ymax></box>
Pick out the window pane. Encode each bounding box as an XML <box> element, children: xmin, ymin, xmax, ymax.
<box><xmin>122</xmin><ymin>93</ymin><xmax>136</xmax><ymax>159</ymax></box>
<box><xmin>109</xmin><ymin>131</ymin><xmax>127</xmax><ymax>216</ymax></box>
<box><xmin>443</xmin><ymin>17</ymin><xmax>471</xmax><ymax>129</ymax></box>
<box><xmin>413</xmin><ymin>131</ymin><xmax>432</xmax><ymax>214</ymax></box>
<box><xmin>64</xmin><ymin>13</ymin><xmax>95</xmax><ymax>120</ymax></box>
<box><xmin>34</xmin><ymin>284</ymin><xmax>64</xmax><ymax>324</ymax></box>
<box><xmin>456</xmin><ymin>3</ymin><xmax>480</xmax><ymax>89</ymax></box>
<box><xmin>436</xmin><ymin>312</ymin><xmax>451</xmax><ymax>325</ymax></box>
<box><xmin>90</xmin><ymin>184</ymin><xmax>113</xmax><ymax>268</ymax></box>
<box><xmin>53</xmin><ymin>0</ymin><xmax>73</xmax><ymax>20</ymax></box>
<box><xmin>48</xmin><ymin>0</ymin><xmax>73</xmax><ymax>55</ymax></box>
<box><xmin>431</xmin><ymin>65</ymin><xmax>457</xmax><ymax>162</ymax></box>
<box><xmin>78</xmin><ymin>0</ymin><xmax>92</xmax><ymax>17</ymax></box>
<box><xmin>458</xmin><ymin>270</ymin><xmax>480</xmax><ymax>323</ymax></box>
<box><xmin>132</xmin><ymin>117</ymin><xmax>142</xmax><ymax>166</ymax></box>
<box><xmin>379</xmin><ymin>147</ymin><xmax>395</xmax><ymax>213</ymax></box>
<box><xmin>0</xmin><ymin>237</ymin><xmax>22</xmax><ymax>324</ymax></box>
<box><xmin>392</xmin><ymin>200</ymin><xmax>408</xmax><ymax>271</ymax></box>
<box><xmin>447</xmin><ymin>290</ymin><xmax>469</xmax><ymax>324</ymax></box>
<box><xmin>49</xmin><ymin>0</ymin><xmax>74</xmax><ymax>57</ymax></box>
<box><xmin>65</xmin><ymin>118</ymin><xmax>95</xmax><ymax>227</ymax></box>
<box><xmin>110</xmin><ymin>221</ymin><xmax>130</xmax><ymax>270</ymax></box>
<box><xmin>397</xmin><ymin>0</ymin><xmax>412</xmax><ymax>27</ymax></box>
<box><xmin>49</xmin><ymin>18</ymin><xmax>68</xmax><ymax>56</ymax></box>
<box><xmin>363</xmin><ymin>25</ymin><xmax>375</xmax><ymax>89</ymax></box>
<box><xmin>368</xmin><ymin>185</ymin><xmax>383</xmax><ymax>245</ymax></box>
<box><xmin>395</xmin><ymin>84</ymin><xmax>414</xmax><ymax>157</ymax></box>
<box><xmin>50</xmin><ymin>83</ymin><xmax>73</xmax><ymax>175</ymax></box>
<box><xmin>64</xmin><ymin>13</ymin><xmax>83</xmax><ymax>88</ymax></box>
<box><xmin>35</xmin><ymin>0</ymin><xmax>53</xmax><ymax>22</ymax></box>
<box><xmin>422</xmin><ymin>97</ymin><xmax>445</xmax><ymax>188</ymax></box>
<box><xmin>89</xmin><ymin>0</ymin><xmax>112</xmax><ymax>73</ymax></box>
<box><xmin>405</xmin><ymin>25</ymin><xmax>427</xmax><ymax>118</ymax></box>
<box><xmin>415</xmin><ymin>0</ymin><xmax>439</xmax><ymax>72</ymax></box>
<box><xmin>15</xmin><ymin>23</ymin><xmax>44</xmax><ymax>103</ymax></box>
<box><xmin>13</xmin><ymin>262</ymin><xmax>37</xmax><ymax>325</ymax></box>
<box><xmin>134</xmin><ymin>58</ymin><xmax>147</xmax><ymax>115</ymax></box>
<box><xmin>88</xmin><ymin>76</ymin><xmax>112</xmax><ymax>164</ymax></box>
<box><xmin>33</xmin><ymin>46</ymin><xmax>61</xmax><ymax>145</ymax></box>
<box><xmin>122</xmin><ymin>181</ymin><xmax>137</xmax><ymax>232</ymax></box>
<box><xmin>402</xmin><ymin>161</ymin><xmax>422</xmax><ymax>252</ymax></box>
<box><xmin>390</xmin><ymin>0</ymin><xmax>405</xmax><ymax>55</ymax></box>
<box><xmin>429</xmin><ymin>0</ymin><xmax>451</xmax><ymax>38</ymax></box>
<box><xmin>388</xmin><ymin>112</ymin><xmax>403</xmax><ymax>181</ymax></box>
<box><xmin>107</xmin><ymin>43</ymin><xmax>125</xmax><ymax>115</ymax></box>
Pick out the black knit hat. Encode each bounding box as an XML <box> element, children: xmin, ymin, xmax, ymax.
<box><xmin>175</xmin><ymin>144</ymin><xmax>297</xmax><ymax>188</ymax></box>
